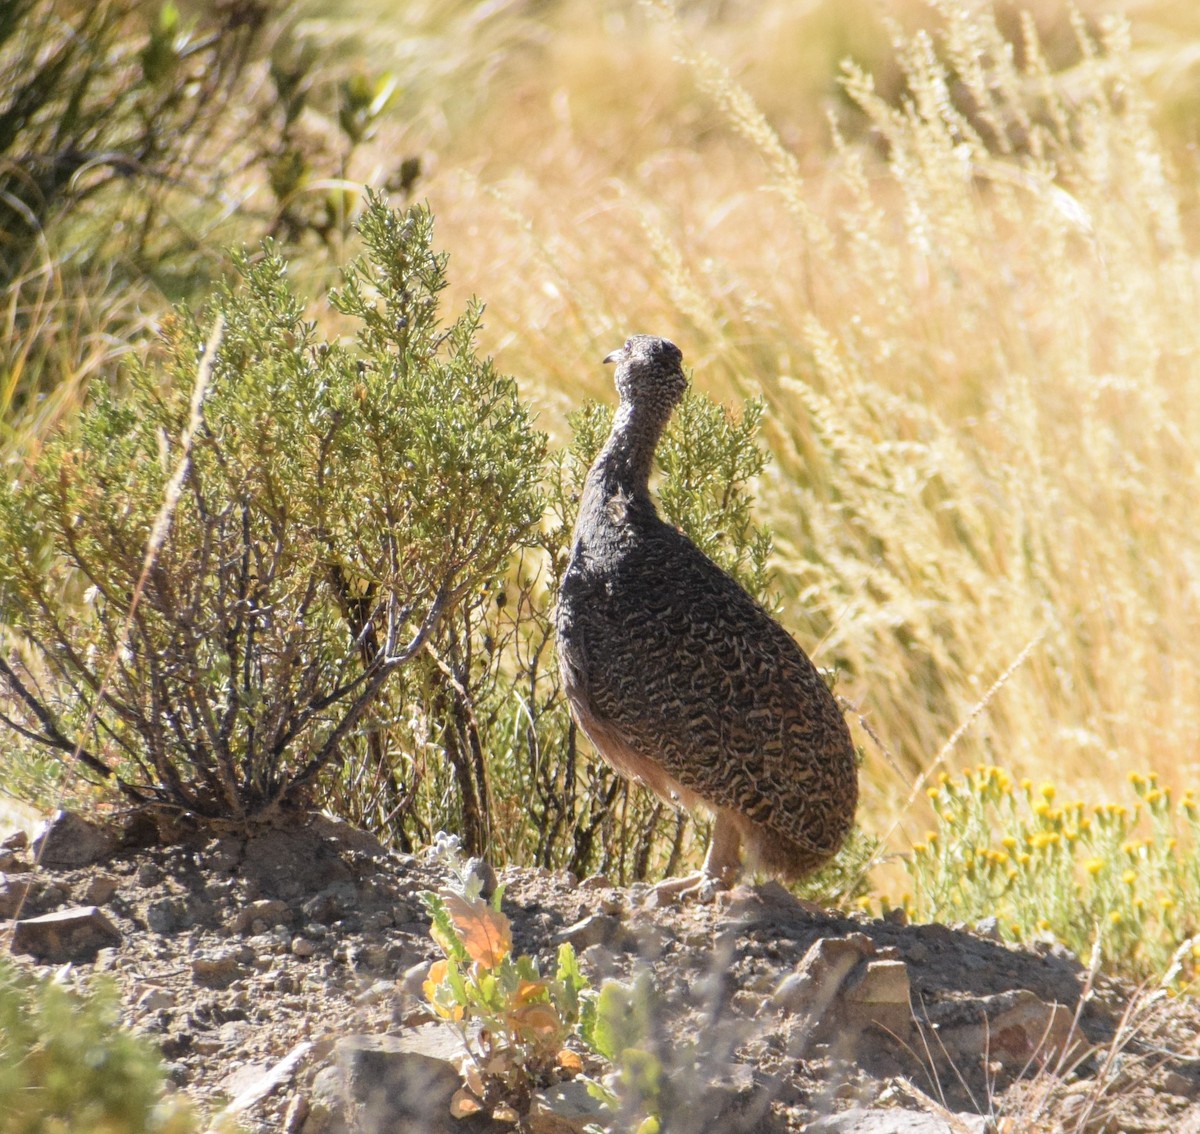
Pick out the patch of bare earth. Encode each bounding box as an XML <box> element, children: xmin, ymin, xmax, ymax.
<box><xmin>3</xmin><ymin>810</ymin><xmax>1200</xmax><ymax>1133</ymax></box>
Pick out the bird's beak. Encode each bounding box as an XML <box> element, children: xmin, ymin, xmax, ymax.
<box><xmin>603</xmin><ymin>348</ymin><xmax>621</xmax><ymax>365</ymax></box>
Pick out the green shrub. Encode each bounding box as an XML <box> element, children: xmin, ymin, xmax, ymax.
<box><xmin>0</xmin><ymin>196</ymin><xmax>545</xmax><ymax>823</ymax></box>
<box><xmin>0</xmin><ymin>959</ymin><xmax>202</xmax><ymax>1134</ymax></box>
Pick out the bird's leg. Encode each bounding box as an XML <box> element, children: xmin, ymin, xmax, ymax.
<box><xmin>648</xmin><ymin>809</ymin><xmax>744</xmax><ymax>905</ymax></box>
<box><xmin>701</xmin><ymin>809</ymin><xmax>744</xmax><ymax>888</ymax></box>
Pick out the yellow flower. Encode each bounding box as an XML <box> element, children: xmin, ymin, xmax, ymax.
<box><xmin>1122</xmin><ymin>870</ymin><xmax>1137</xmax><ymax>886</ymax></box>
<box><xmin>1001</xmin><ymin>837</ymin><xmax>1018</xmax><ymax>850</ymax></box>
<box><xmin>1040</xmin><ymin>783</ymin><xmax>1056</xmax><ymax>802</ymax></box>
<box><xmin>912</xmin><ymin>843</ymin><xmax>928</xmax><ymax>855</ymax></box>
<box><xmin>1085</xmin><ymin>858</ymin><xmax>1105</xmax><ymax>875</ymax></box>
<box><xmin>1110</xmin><ymin>911</ymin><xmax>1122</xmax><ymax>925</ymax></box>
<box><xmin>926</xmin><ymin>786</ymin><xmax>940</xmax><ymax>799</ymax></box>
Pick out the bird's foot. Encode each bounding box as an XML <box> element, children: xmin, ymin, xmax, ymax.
<box><xmin>644</xmin><ymin>869</ymin><xmax>741</xmax><ymax>908</ymax></box>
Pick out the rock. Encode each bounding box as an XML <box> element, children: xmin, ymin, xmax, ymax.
<box><xmin>147</xmin><ymin>897</ymin><xmax>189</xmax><ymax>934</ymax></box>
<box><xmin>399</xmin><ymin>960</ymin><xmax>433</xmax><ymax>1004</ymax></box>
<box><xmin>10</xmin><ymin>904</ymin><xmax>122</xmax><ymax>962</ymax></box>
<box><xmin>529</xmin><ymin>1079</ymin><xmax>608</xmax><ymax>1133</ymax></box>
<box><xmin>772</xmin><ymin>934</ymin><xmax>875</xmax><ymax>1015</ymax></box>
<box><xmin>925</xmin><ymin>988</ymin><xmax>1088</xmax><ymax>1075</ymax></box>
<box><xmin>0</xmin><ymin>873</ymin><xmax>34</xmax><ymax>918</ymax></box>
<box><xmin>136</xmin><ymin>985</ymin><xmax>177</xmax><ymax>1012</ymax></box>
<box><xmin>773</xmin><ymin>934</ymin><xmax>918</xmax><ymax>1059</ymax></box>
<box><xmin>282</xmin><ymin>1093</ymin><xmax>310</xmax><ymax>1134</ymax></box>
<box><xmin>319</xmin><ymin>1027</ymin><xmax>503</xmax><ymax>1134</ymax></box>
<box><xmin>302</xmin><ymin>883</ymin><xmax>358</xmax><ymax>925</ymax></box>
<box><xmin>842</xmin><ymin>958</ymin><xmax>914</xmax><ymax>1037</ymax></box>
<box><xmin>231</xmin><ymin>898</ymin><xmax>293</xmax><ymax>935</ymax></box>
<box><xmin>808</xmin><ymin>1108</ymin><xmax>989</xmax><ymax>1133</ymax></box>
<box><xmin>292</xmin><ymin>935</ymin><xmax>318</xmax><ymax>957</ymax></box>
<box><xmin>1</xmin><ymin>830</ymin><xmax>28</xmax><ymax>851</ymax></box>
<box><xmin>82</xmin><ymin>872</ymin><xmax>120</xmax><ymax>905</ymax></box>
<box><xmin>31</xmin><ymin>810</ymin><xmax>120</xmax><ymax>869</ymax></box>
<box><xmin>191</xmin><ymin>946</ymin><xmax>249</xmax><ymax>985</ymax></box>
<box><xmin>0</xmin><ymin>848</ymin><xmax>19</xmax><ymax>871</ymax></box>
<box><xmin>554</xmin><ymin>913</ymin><xmax>630</xmax><ymax>951</ymax></box>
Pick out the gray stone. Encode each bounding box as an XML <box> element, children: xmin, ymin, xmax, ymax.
<box><xmin>772</xmin><ymin>933</ymin><xmax>875</xmax><ymax>1014</ymax></box>
<box><xmin>529</xmin><ymin>1079</ymin><xmax>609</xmax><ymax>1133</ymax></box>
<box><xmin>924</xmin><ymin>988</ymin><xmax>1089</xmax><ymax>1074</ymax></box>
<box><xmin>554</xmin><ymin>913</ymin><xmax>630</xmax><ymax>951</ymax></box>
<box><xmin>10</xmin><ymin>904</ymin><xmax>122</xmax><ymax>962</ymax></box>
<box><xmin>82</xmin><ymin>872</ymin><xmax>120</xmax><ymax>905</ymax></box>
<box><xmin>808</xmin><ymin>1108</ymin><xmax>989</xmax><ymax>1133</ymax></box>
<box><xmin>292</xmin><ymin>935</ymin><xmax>318</xmax><ymax>958</ymax></box>
<box><xmin>147</xmin><ymin>897</ymin><xmax>189</xmax><ymax>934</ymax></box>
<box><xmin>302</xmin><ymin>883</ymin><xmax>358</xmax><ymax>925</ymax></box>
<box><xmin>1</xmin><ymin>829</ymin><xmax>28</xmax><ymax>851</ymax></box>
<box><xmin>191</xmin><ymin>946</ymin><xmax>248</xmax><ymax>985</ymax></box>
<box><xmin>231</xmin><ymin>897</ymin><xmax>293</xmax><ymax>935</ymax></box>
<box><xmin>0</xmin><ymin>873</ymin><xmax>34</xmax><ymax>919</ymax></box>
<box><xmin>136</xmin><ymin>986</ymin><xmax>177</xmax><ymax>1012</ymax></box>
<box><xmin>31</xmin><ymin>810</ymin><xmax>120</xmax><ymax>869</ymax></box>
<box><xmin>321</xmin><ymin>1027</ymin><xmax>503</xmax><ymax>1134</ymax></box>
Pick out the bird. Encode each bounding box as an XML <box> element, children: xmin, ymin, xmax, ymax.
<box><xmin>554</xmin><ymin>334</ymin><xmax>858</xmax><ymax>897</ymax></box>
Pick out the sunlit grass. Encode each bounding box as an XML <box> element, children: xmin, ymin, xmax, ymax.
<box><xmin>381</xmin><ymin>1</ymin><xmax>1200</xmax><ymax>909</ymax></box>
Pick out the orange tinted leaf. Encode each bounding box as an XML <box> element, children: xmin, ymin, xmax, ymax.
<box><xmin>557</xmin><ymin>1048</ymin><xmax>584</xmax><ymax>1074</ymax></box>
<box><xmin>509</xmin><ymin>1002</ymin><xmax>562</xmax><ymax>1040</ymax></box>
<box><xmin>515</xmin><ymin>978</ymin><xmax>547</xmax><ymax>1005</ymax></box>
<box><xmin>443</xmin><ymin>892</ymin><xmax>512</xmax><ymax>969</ymax></box>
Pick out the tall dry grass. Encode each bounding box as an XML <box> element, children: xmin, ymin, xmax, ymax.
<box><xmin>380</xmin><ymin>1</ymin><xmax>1200</xmax><ymax>863</ymax></box>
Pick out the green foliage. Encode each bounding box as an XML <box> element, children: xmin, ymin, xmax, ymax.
<box><xmin>420</xmin><ymin>870</ymin><xmax>591</xmax><ymax>1120</ymax></box>
<box><xmin>0</xmin><ymin>959</ymin><xmax>203</xmax><ymax>1134</ymax></box>
<box><xmin>0</xmin><ymin>196</ymin><xmax>545</xmax><ymax>822</ymax></box>
<box><xmin>904</xmin><ymin>766</ymin><xmax>1200</xmax><ymax>988</ymax></box>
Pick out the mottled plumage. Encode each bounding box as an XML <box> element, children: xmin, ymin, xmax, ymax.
<box><xmin>555</xmin><ymin>335</ymin><xmax>858</xmax><ymax>888</ymax></box>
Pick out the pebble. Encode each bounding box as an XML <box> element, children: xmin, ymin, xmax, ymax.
<box><xmin>292</xmin><ymin>936</ymin><xmax>318</xmax><ymax>957</ymax></box>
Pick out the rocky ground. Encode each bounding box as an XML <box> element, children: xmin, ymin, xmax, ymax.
<box><xmin>3</xmin><ymin>808</ymin><xmax>1200</xmax><ymax>1134</ymax></box>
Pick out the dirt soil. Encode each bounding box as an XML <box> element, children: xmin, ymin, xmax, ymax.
<box><xmin>4</xmin><ymin>810</ymin><xmax>1200</xmax><ymax>1134</ymax></box>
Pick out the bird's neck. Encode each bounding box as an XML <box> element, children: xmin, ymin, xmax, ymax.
<box><xmin>589</xmin><ymin>401</ymin><xmax>669</xmax><ymax>499</ymax></box>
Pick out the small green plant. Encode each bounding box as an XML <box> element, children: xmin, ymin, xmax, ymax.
<box><xmin>0</xmin><ymin>959</ymin><xmax>205</xmax><ymax>1134</ymax></box>
<box><xmin>420</xmin><ymin>865</ymin><xmax>590</xmax><ymax>1121</ymax></box>
<box><xmin>904</xmin><ymin>765</ymin><xmax>1200</xmax><ymax>987</ymax></box>
<box><xmin>0</xmin><ymin>196</ymin><xmax>545</xmax><ymax>823</ymax></box>
<box><xmin>582</xmin><ymin>973</ymin><xmax>667</xmax><ymax>1134</ymax></box>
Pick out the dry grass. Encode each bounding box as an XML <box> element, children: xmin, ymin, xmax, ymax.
<box><xmin>330</xmin><ymin>0</ymin><xmax>1200</xmax><ymax>886</ymax></box>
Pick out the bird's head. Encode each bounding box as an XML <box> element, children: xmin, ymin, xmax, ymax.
<box><xmin>604</xmin><ymin>335</ymin><xmax>687</xmax><ymax>419</ymax></box>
